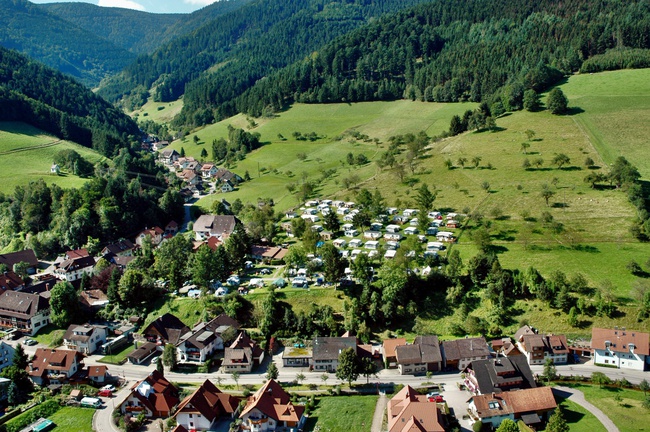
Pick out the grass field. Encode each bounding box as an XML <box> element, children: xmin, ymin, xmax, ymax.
<box><xmin>130</xmin><ymin>95</ymin><xmax>184</xmax><ymax>124</ymax></box>
<box><xmin>142</xmin><ymin>296</ymin><xmax>208</xmax><ymax>329</ymax></box>
<box><xmin>304</xmin><ymin>395</ymin><xmax>378</xmax><ymax>432</ymax></box>
<box><xmin>0</xmin><ymin>122</ymin><xmax>106</xmax><ymax>193</ymax></box>
<box><xmin>99</xmin><ymin>343</ymin><xmax>135</xmax><ymax>365</ymax></box>
<box><xmin>48</xmin><ymin>406</ymin><xmax>95</xmax><ymax>431</ymax></box>
<box><xmin>33</xmin><ymin>324</ymin><xmax>65</xmax><ymax>347</ymax></box>
<box><xmin>550</xmin><ymin>395</ymin><xmax>606</xmax><ymax>432</ymax></box>
<box><xmin>558</xmin><ymin>383</ymin><xmax>650</xmax><ymax>432</ymax></box>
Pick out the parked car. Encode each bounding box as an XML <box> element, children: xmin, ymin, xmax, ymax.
<box><xmin>97</xmin><ymin>389</ymin><xmax>113</xmax><ymax>397</ymax></box>
<box><xmin>24</xmin><ymin>339</ymin><xmax>37</xmax><ymax>346</ymax></box>
<box><xmin>150</xmin><ymin>356</ymin><xmax>160</xmax><ymax>365</ymax></box>
<box><xmin>101</xmin><ymin>385</ymin><xmax>116</xmax><ymax>392</ymax></box>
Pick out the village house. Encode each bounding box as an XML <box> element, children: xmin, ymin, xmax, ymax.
<box><xmin>53</xmin><ymin>255</ymin><xmax>95</xmax><ymax>282</ymax></box>
<box><xmin>516</xmin><ymin>333</ymin><xmax>569</xmax><ymax>365</ymax></box>
<box><xmin>135</xmin><ymin>226</ymin><xmax>165</xmax><ymax>247</ymax></box>
<box><xmin>282</xmin><ymin>346</ymin><xmax>313</xmax><ymax>368</ymax></box>
<box><xmin>176</xmin><ymin>315</ymin><xmax>240</xmax><ymax>363</ymax></box>
<box><xmin>0</xmin><ymin>271</ymin><xmax>25</xmax><ymax>293</ymax></box>
<box><xmin>63</xmin><ymin>324</ymin><xmax>109</xmax><ymax>355</ymax></box>
<box><xmin>312</xmin><ymin>336</ymin><xmax>358</xmax><ymax>372</ymax></box>
<box><xmin>141</xmin><ymin>313</ymin><xmax>191</xmax><ymax>346</ymax></box>
<box><xmin>127</xmin><ymin>342</ymin><xmax>159</xmax><ymax>365</ymax></box>
<box><xmin>180</xmin><ymin>169</ymin><xmax>200</xmax><ymax>186</ymax></box>
<box><xmin>87</xmin><ymin>365</ymin><xmax>110</xmax><ymax>384</ymax></box>
<box><xmin>200</xmin><ymin>163</ymin><xmax>218</xmax><ymax>179</ymax></box>
<box><xmin>469</xmin><ymin>386</ymin><xmax>557</xmax><ymax>430</ymax></box>
<box><xmin>591</xmin><ymin>327</ymin><xmax>650</xmax><ymax>370</ymax></box>
<box><xmin>27</xmin><ymin>348</ymin><xmax>84</xmax><ymax>386</ymax></box>
<box><xmin>441</xmin><ymin>337</ymin><xmax>490</xmax><ymax>370</ymax></box>
<box><xmin>193</xmin><ymin>215</ymin><xmax>238</xmax><ymax>242</ymax></box>
<box><xmin>174</xmin><ymin>380</ymin><xmax>240</xmax><ymax>432</ymax></box>
<box><xmin>214</xmin><ymin>168</ymin><xmax>243</xmax><ymax>185</ymax></box>
<box><xmin>395</xmin><ymin>335</ymin><xmax>443</xmax><ymax>375</ymax></box>
<box><xmin>120</xmin><ymin>370</ymin><xmax>180</xmax><ymax>418</ymax></box>
<box><xmin>238</xmin><ymin>380</ymin><xmax>305</xmax><ymax>432</ymax></box>
<box><xmin>0</xmin><ymin>290</ymin><xmax>50</xmax><ymax>336</ymax></box>
<box><xmin>222</xmin><ymin>332</ymin><xmax>264</xmax><ymax>374</ymax></box>
<box><xmin>102</xmin><ymin>240</ymin><xmax>136</xmax><ymax>259</ymax></box>
<box><xmin>0</xmin><ymin>249</ymin><xmax>38</xmax><ymax>275</ymax></box>
<box><xmin>387</xmin><ymin>385</ymin><xmax>445</xmax><ymax>432</ymax></box>
<box><xmin>165</xmin><ymin>221</ymin><xmax>179</xmax><ymax>236</ymax></box>
<box><xmin>0</xmin><ymin>342</ymin><xmax>15</xmax><ymax>373</ymax></box>
<box><xmin>464</xmin><ymin>355</ymin><xmax>537</xmax><ymax>395</ymax></box>
<box><xmin>160</xmin><ymin>149</ymin><xmax>180</xmax><ymax>165</ymax></box>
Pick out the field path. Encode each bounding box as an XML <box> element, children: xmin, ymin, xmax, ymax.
<box><xmin>370</xmin><ymin>392</ymin><xmax>387</xmax><ymax>432</ymax></box>
<box><xmin>553</xmin><ymin>386</ymin><xmax>619</xmax><ymax>432</ymax></box>
<box><xmin>0</xmin><ymin>139</ymin><xmax>62</xmax><ymax>155</ymax></box>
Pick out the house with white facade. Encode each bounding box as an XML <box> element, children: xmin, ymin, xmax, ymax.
<box><xmin>193</xmin><ymin>215</ymin><xmax>237</xmax><ymax>241</ymax></box>
<box><xmin>469</xmin><ymin>387</ymin><xmax>557</xmax><ymax>430</ymax></box>
<box><xmin>516</xmin><ymin>333</ymin><xmax>569</xmax><ymax>365</ymax></box>
<box><xmin>239</xmin><ymin>380</ymin><xmax>305</xmax><ymax>431</ymax></box>
<box><xmin>176</xmin><ymin>315</ymin><xmax>240</xmax><ymax>363</ymax></box>
<box><xmin>28</xmin><ymin>348</ymin><xmax>84</xmax><ymax>385</ymax></box>
<box><xmin>312</xmin><ymin>337</ymin><xmax>357</xmax><ymax>372</ymax></box>
<box><xmin>591</xmin><ymin>327</ymin><xmax>650</xmax><ymax>371</ymax></box>
<box><xmin>0</xmin><ymin>291</ymin><xmax>50</xmax><ymax>336</ymax></box>
<box><xmin>222</xmin><ymin>332</ymin><xmax>264</xmax><ymax>374</ymax></box>
<box><xmin>120</xmin><ymin>370</ymin><xmax>179</xmax><ymax>418</ymax></box>
<box><xmin>174</xmin><ymin>380</ymin><xmax>240</xmax><ymax>431</ymax></box>
<box><xmin>63</xmin><ymin>324</ymin><xmax>109</xmax><ymax>355</ymax></box>
<box><xmin>0</xmin><ymin>342</ymin><xmax>14</xmax><ymax>373</ymax></box>
<box><xmin>53</xmin><ymin>255</ymin><xmax>95</xmax><ymax>282</ymax></box>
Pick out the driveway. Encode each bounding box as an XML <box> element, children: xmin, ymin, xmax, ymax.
<box><xmin>93</xmin><ymin>382</ymin><xmax>132</xmax><ymax>432</ymax></box>
<box><xmin>442</xmin><ymin>384</ymin><xmax>473</xmax><ymax>432</ymax></box>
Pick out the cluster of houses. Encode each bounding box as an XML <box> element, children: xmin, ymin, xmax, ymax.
<box><xmin>159</xmin><ymin>150</ymin><xmax>243</xmax><ymax>198</ymax></box>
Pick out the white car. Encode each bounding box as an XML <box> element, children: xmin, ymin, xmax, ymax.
<box><xmin>101</xmin><ymin>384</ymin><xmax>116</xmax><ymax>392</ymax></box>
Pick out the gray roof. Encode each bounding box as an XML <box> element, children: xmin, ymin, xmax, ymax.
<box><xmin>312</xmin><ymin>337</ymin><xmax>357</xmax><ymax>361</ymax></box>
<box><xmin>0</xmin><ymin>291</ymin><xmax>48</xmax><ymax>319</ymax></box>
<box><xmin>396</xmin><ymin>335</ymin><xmax>442</xmax><ymax>365</ymax></box>
<box><xmin>466</xmin><ymin>356</ymin><xmax>536</xmax><ymax>394</ymax></box>
<box><xmin>442</xmin><ymin>337</ymin><xmax>490</xmax><ymax>361</ymax></box>
<box><xmin>0</xmin><ymin>249</ymin><xmax>38</xmax><ymax>268</ymax></box>
<box><xmin>193</xmin><ymin>215</ymin><xmax>237</xmax><ymax>237</ymax></box>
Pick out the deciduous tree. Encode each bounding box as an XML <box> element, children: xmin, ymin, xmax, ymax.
<box><xmin>336</xmin><ymin>347</ymin><xmax>360</xmax><ymax>387</ymax></box>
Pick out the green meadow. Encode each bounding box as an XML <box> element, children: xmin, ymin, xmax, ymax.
<box><xmin>0</xmin><ymin>122</ymin><xmax>106</xmax><ymax>193</ymax></box>
<box><xmin>130</xmin><ymin>95</ymin><xmax>184</xmax><ymax>124</ymax></box>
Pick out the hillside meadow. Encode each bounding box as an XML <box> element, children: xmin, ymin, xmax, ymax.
<box><xmin>0</xmin><ymin>122</ymin><xmax>107</xmax><ymax>194</ymax></box>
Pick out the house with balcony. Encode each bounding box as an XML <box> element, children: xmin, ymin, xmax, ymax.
<box><xmin>395</xmin><ymin>335</ymin><xmax>443</xmax><ymax>375</ymax></box>
<box><xmin>63</xmin><ymin>324</ymin><xmax>108</xmax><ymax>355</ymax></box>
<box><xmin>591</xmin><ymin>327</ymin><xmax>650</xmax><ymax>370</ymax></box>
<box><xmin>239</xmin><ymin>380</ymin><xmax>305</xmax><ymax>431</ymax></box>
<box><xmin>222</xmin><ymin>332</ymin><xmax>264</xmax><ymax>374</ymax></box>
<box><xmin>469</xmin><ymin>386</ymin><xmax>557</xmax><ymax>430</ymax></box>
<box><xmin>53</xmin><ymin>255</ymin><xmax>95</xmax><ymax>282</ymax></box>
<box><xmin>120</xmin><ymin>370</ymin><xmax>179</xmax><ymax>418</ymax></box>
<box><xmin>516</xmin><ymin>333</ymin><xmax>569</xmax><ymax>366</ymax></box>
<box><xmin>441</xmin><ymin>337</ymin><xmax>490</xmax><ymax>370</ymax></box>
<box><xmin>176</xmin><ymin>314</ymin><xmax>240</xmax><ymax>363</ymax></box>
<box><xmin>102</xmin><ymin>240</ymin><xmax>136</xmax><ymax>260</ymax></box>
<box><xmin>174</xmin><ymin>380</ymin><xmax>240</xmax><ymax>431</ymax></box>
<box><xmin>0</xmin><ymin>290</ymin><xmax>50</xmax><ymax>336</ymax></box>
<box><xmin>0</xmin><ymin>342</ymin><xmax>14</xmax><ymax>373</ymax></box>
<box><xmin>140</xmin><ymin>313</ymin><xmax>190</xmax><ymax>346</ymax></box>
<box><xmin>27</xmin><ymin>348</ymin><xmax>84</xmax><ymax>386</ymax></box>
<box><xmin>135</xmin><ymin>226</ymin><xmax>165</xmax><ymax>247</ymax></box>
<box><xmin>463</xmin><ymin>355</ymin><xmax>536</xmax><ymax>395</ymax></box>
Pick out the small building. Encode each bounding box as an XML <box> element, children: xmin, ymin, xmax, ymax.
<box><xmin>63</xmin><ymin>324</ymin><xmax>109</xmax><ymax>355</ymax></box>
<box><xmin>102</xmin><ymin>240</ymin><xmax>136</xmax><ymax>259</ymax></box>
<box><xmin>239</xmin><ymin>380</ymin><xmax>305</xmax><ymax>431</ymax></box>
<box><xmin>404</xmin><ymin>227</ymin><xmax>418</xmax><ymax>235</ymax></box>
<box><xmin>127</xmin><ymin>342</ymin><xmax>159</xmax><ymax>365</ymax></box>
<box><xmin>87</xmin><ymin>365</ymin><xmax>110</xmax><ymax>384</ymax></box>
<box><xmin>120</xmin><ymin>370</ymin><xmax>179</xmax><ymax>418</ymax></box>
<box><xmin>0</xmin><ymin>271</ymin><xmax>25</xmax><ymax>293</ymax></box>
<box><xmin>364</xmin><ymin>240</ymin><xmax>379</xmax><ymax>250</ymax></box>
<box><xmin>363</xmin><ymin>230</ymin><xmax>382</xmax><ymax>240</ymax></box>
<box><xmin>193</xmin><ymin>215</ymin><xmax>238</xmax><ymax>242</ymax></box>
<box><xmin>282</xmin><ymin>346</ymin><xmax>313</xmax><ymax>368</ymax></box>
<box><xmin>469</xmin><ymin>387</ymin><xmax>557</xmax><ymax>430</ymax></box>
<box><xmin>436</xmin><ymin>231</ymin><xmax>454</xmax><ymax>242</ymax></box>
<box><xmin>349</xmin><ymin>239</ymin><xmax>363</xmax><ymax>248</ymax></box>
<box><xmin>222</xmin><ymin>332</ymin><xmax>264</xmax><ymax>374</ymax></box>
<box><xmin>395</xmin><ymin>335</ymin><xmax>442</xmax><ymax>375</ymax></box>
<box><xmin>0</xmin><ymin>249</ymin><xmax>38</xmax><ymax>275</ymax></box>
<box><xmin>332</xmin><ymin>239</ymin><xmax>347</xmax><ymax>248</ymax></box>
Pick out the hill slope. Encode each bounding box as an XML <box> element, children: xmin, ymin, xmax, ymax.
<box><xmin>0</xmin><ymin>46</ymin><xmax>139</xmax><ymax>156</ymax></box>
<box><xmin>97</xmin><ymin>0</ymin><xmax>433</xmax><ymax>114</ymax></box>
<box><xmin>40</xmin><ymin>0</ymin><xmax>253</xmax><ymax>55</ymax></box>
<box><xmin>225</xmin><ymin>0</ymin><xmax>650</xmax><ymax>119</ymax></box>
<box><xmin>0</xmin><ymin>0</ymin><xmax>135</xmax><ymax>87</ymax></box>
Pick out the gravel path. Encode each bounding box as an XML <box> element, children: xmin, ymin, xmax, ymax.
<box><xmin>370</xmin><ymin>392</ymin><xmax>387</xmax><ymax>432</ymax></box>
<box><xmin>553</xmin><ymin>386</ymin><xmax>619</xmax><ymax>432</ymax></box>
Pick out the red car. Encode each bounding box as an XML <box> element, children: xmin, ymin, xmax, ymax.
<box><xmin>427</xmin><ymin>395</ymin><xmax>444</xmax><ymax>403</ymax></box>
<box><xmin>97</xmin><ymin>389</ymin><xmax>113</xmax><ymax>397</ymax></box>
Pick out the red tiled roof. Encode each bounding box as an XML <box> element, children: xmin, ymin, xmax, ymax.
<box><xmin>591</xmin><ymin>327</ymin><xmax>650</xmax><ymax>355</ymax></box>
<box><xmin>88</xmin><ymin>365</ymin><xmax>108</xmax><ymax>378</ymax></box>
<box><xmin>387</xmin><ymin>386</ymin><xmax>444</xmax><ymax>432</ymax></box>
<box><xmin>240</xmin><ymin>380</ymin><xmax>304</xmax><ymax>423</ymax></box>
<box><xmin>28</xmin><ymin>348</ymin><xmax>83</xmax><ymax>377</ymax></box>
<box><xmin>383</xmin><ymin>338</ymin><xmax>407</xmax><ymax>359</ymax></box>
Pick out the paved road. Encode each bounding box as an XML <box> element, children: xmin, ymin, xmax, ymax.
<box><xmin>553</xmin><ymin>386</ymin><xmax>619</xmax><ymax>432</ymax></box>
<box><xmin>93</xmin><ymin>384</ymin><xmax>132</xmax><ymax>432</ymax></box>
<box><xmin>370</xmin><ymin>392</ymin><xmax>387</xmax><ymax>432</ymax></box>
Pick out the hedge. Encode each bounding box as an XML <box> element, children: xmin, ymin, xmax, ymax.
<box><xmin>1</xmin><ymin>400</ymin><xmax>61</xmax><ymax>432</ymax></box>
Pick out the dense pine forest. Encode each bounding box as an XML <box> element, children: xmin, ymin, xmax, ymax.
<box><xmin>97</xmin><ymin>0</ymin><xmax>432</xmax><ymax>113</ymax></box>
<box><xmin>173</xmin><ymin>0</ymin><xmax>650</xmax><ymax>123</ymax></box>
<box><xmin>0</xmin><ymin>47</ymin><xmax>139</xmax><ymax>157</ymax></box>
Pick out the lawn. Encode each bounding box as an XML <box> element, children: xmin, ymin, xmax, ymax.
<box><xmin>304</xmin><ymin>395</ymin><xmax>378</xmax><ymax>432</ymax></box>
<box><xmin>558</xmin><ymin>383</ymin><xmax>650</xmax><ymax>432</ymax></box>
<box><xmin>547</xmin><ymin>395</ymin><xmax>606</xmax><ymax>432</ymax></box>
<box><xmin>130</xmin><ymin>95</ymin><xmax>184</xmax><ymax>124</ymax></box>
<box><xmin>48</xmin><ymin>406</ymin><xmax>95</xmax><ymax>432</ymax></box>
<box><xmin>0</xmin><ymin>121</ymin><xmax>107</xmax><ymax>193</ymax></box>
<box><xmin>98</xmin><ymin>343</ymin><xmax>135</xmax><ymax>365</ymax></box>
<box><xmin>33</xmin><ymin>324</ymin><xmax>65</xmax><ymax>347</ymax></box>
<box><xmin>142</xmin><ymin>295</ymin><xmax>209</xmax><ymax>329</ymax></box>
<box><xmin>247</xmin><ymin>287</ymin><xmax>346</xmax><ymax>315</ymax></box>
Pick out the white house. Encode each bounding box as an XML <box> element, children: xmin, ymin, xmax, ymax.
<box><xmin>63</xmin><ymin>324</ymin><xmax>108</xmax><ymax>355</ymax></box>
<box><xmin>516</xmin><ymin>334</ymin><xmax>569</xmax><ymax>366</ymax></box>
<box><xmin>0</xmin><ymin>291</ymin><xmax>50</xmax><ymax>336</ymax></box>
<box><xmin>0</xmin><ymin>342</ymin><xmax>14</xmax><ymax>373</ymax></box>
<box><xmin>174</xmin><ymin>380</ymin><xmax>240</xmax><ymax>431</ymax></box>
<box><xmin>239</xmin><ymin>380</ymin><xmax>305</xmax><ymax>431</ymax></box>
<box><xmin>592</xmin><ymin>327</ymin><xmax>650</xmax><ymax>371</ymax></box>
<box><xmin>54</xmin><ymin>255</ymin><xmax>95</xmax><ymax>282</ymax></box>
<box><xmin>28</xmin><ymin>348</ymin><xmax>84</xmax><ymax>385</ymax></box>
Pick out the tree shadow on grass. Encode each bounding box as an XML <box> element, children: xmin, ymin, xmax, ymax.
<box><xmin>565</xmin><ymin>106</ymin><xmax>586</xmax><ymax>116</ymax></box>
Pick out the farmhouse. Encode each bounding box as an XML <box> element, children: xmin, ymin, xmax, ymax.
<box><xmin>222</xmin><ymin>332</ymin><xmax>264</xmax><ymax>373</ymax></box>
<box><xmin>53</xmin><ymin>255</ymin><xmax>95</xmax><ymax>282</ymax></box>
<box><xmin>516</xmin><ymin>333</ymin><xmax>569</xmax><ymax>365</ymax></box>
<box><xmin>176</xmin><ymin>314</ymin><xmax>240</xmax><ymax>363</ymax></box>
<box><xmin>591</xmin><ymin>327</ymin><xmax>650</xmax><ymax>370</ymax></box>
<box><xmin>239</xmin><ymin>380</ymin><xmax>305</xmax><ymax>431</ymax></box>
<box><xmin>0</xmin><ymin>290</ymin><xmax>50</xmax><ymax>336</ymax></box>
<box><xmin>102</xmin><ymin>240</ymin><xmax>136</xmax><ymax>259</ymax></box>
<box><xmin>395</xmin><ymin>335</ymin><xmax>443</xmax><ymax>375</ymax></box>
<box><xmin>312</xmin><ymin>336</ymin><xmax>357</xmax><ymax>372</ymax></box>
<box><xmin>135</xmin><ymin>226</ymin><xmax>165</xmax><ymax>247</ymax></box>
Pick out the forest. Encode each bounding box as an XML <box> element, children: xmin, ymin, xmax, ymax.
<box><xmin>174</xmin><ymin>0</ymin><xmax>650</xmax><ymax>122</ymax></box>
<box><xmin>97</xmin><ymin>0</ymin><xmax>432</xmax><ymax>113</ymax></box>
<box><xmin>0</xmin><ymin>47</ymin><xmax>139</xmax><ymax>157</ymax></box>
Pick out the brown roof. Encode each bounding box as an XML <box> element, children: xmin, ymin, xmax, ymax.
<box><xmin>63</xmin><ymin>324</ymin><xmax>103</xmax><ymax>343</ymax></box>
<box><xmin>591</xmin><ymin>327</ymin><xmax>650</xmax><ymax>355</ymax></box>
<box><xmin>442</xmin><ymin>337</ymin><xmax>490</xmax><ymax>361</ymax></box>
<box><xmin>0</xmin><ymin>290</ymin><xmax>49</xmax><ymax>320</ymax></box>
<box><xmin>128</xmin><ymin>342</ymin><xmax>158</xmax><ymax>361</ymax></box>
<box><xmin>313</xmin><ymin>337</ymin><xmax>358</xmax><ymax>361</ymax></box>
<box><xmin>80</xmin><ymin>289</ymin><xmax>109</xmax><ymax>309</ymax></box>
<box><xmin>175</xmin><ymin>380</ymin><xmax>240</xmax><ymax>422</ymax></box>
<box><xmin>383</xmin><ymin>338</ymin><xmax>407</xmax><ymax>359</ymax></box>
<box><xmin>0</xmin><ymin>249</ymin><xmax>38</xmax><ymax>269</ymax></box>
<box><xmin>142</xmin><ymin>313</ymin><xmax>190</xmax><ymax>345</ymax></box>
<box><xmin>519</xmin><ymin>334</ymin><xmax>569</xmax><ymax>356</ymax></box>
<box><xmin>28</xmin><ymin>348</ymin><xmax>83</xmax><ymax>377</ymax></box>
<box><xmin>177</xmin><ymin>314</ymin><xmax>240</xmax><ymax>350</ymax></box>
<box><xmin>471</xmin><ymin>387</ymin><xmax>556</xmax><ymax>419</ymax></box>
<box><xmin>0</xmin><ymin>271</ymin><xmax>24</xmax><ymax>292</ymax></box>
<box><xmin>65</xmin><ymin>249</ymin><xmax>89</xmax><ymax>260</ymax></box>
<box><xmin>514</xmin><ymin>325</ymin><xmax>536</xmax><ymax>341</ymax></box>
<box><xmin>387</xmin><ymin>385</ymin><xmax>444</xmax><ymax>432</ymax></box>
<box><xmin>102</xmin><ymin>240</ymin><xmax>135</xmax><ymax>256</ymax></box>
<box><xmin>88</xmin><ymin>365</ymin><xmax>108</xmax><ymax>378</ymax></box>
<box><xmin>240</xmin><ymin>380</ymin><xmax>304</xmax><ymax>423</ymax></box>
<box><xmin>125</xmin><ymin>370</ymin><xmax>179</xmax><ymax>417</ymax></box>
<box><xmin>193</xmin><ymin>215</ymin><xmax>238</xmax><ymax>238</ymax></box>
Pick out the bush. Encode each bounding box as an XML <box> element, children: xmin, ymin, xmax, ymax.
<box><xmin>4</xmin><ymin>400</ymin><xmax>61</xmax><ymax>432</ymax></box>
